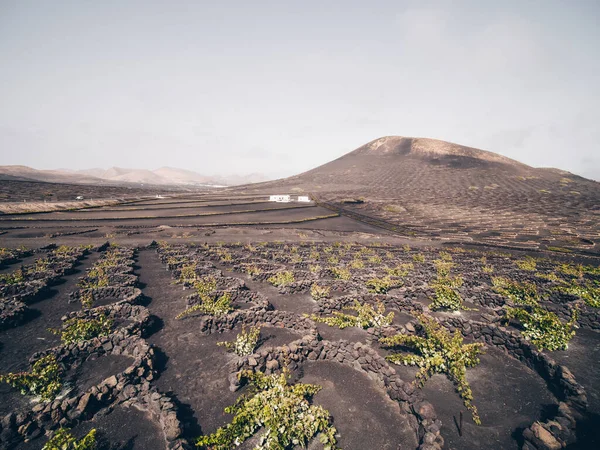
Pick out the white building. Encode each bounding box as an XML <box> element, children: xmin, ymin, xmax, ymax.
<box><xmin>269</xmin><ymin>195</ymin><xmax>291</xmax><ymax>203</ymax></box>
<box><xmin>297</xmin><ymin>196</ymin><xmax>311</xmax><ymax>202</ymax></box>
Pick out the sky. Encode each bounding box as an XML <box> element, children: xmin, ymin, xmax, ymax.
<box><xmin>1</xmin><ymin>0</ymin><xmax>599</xmax><ymax>180</ymax></box>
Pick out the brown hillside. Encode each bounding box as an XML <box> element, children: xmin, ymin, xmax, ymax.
<box><xmin>231</xmin><ymin>136</ymin><xmax>600</xmax><ymax>253</ymax></box>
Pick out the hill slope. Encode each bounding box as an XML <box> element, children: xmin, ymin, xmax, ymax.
<box><xmin>233</xmin><ymin>136</ymin><xmax>600</xmax><ymax>253</ymax></box>
<box><xmin>0</xmin><ymin>166</ymin><xmax>265</xmax><ymax>187</ymax></box>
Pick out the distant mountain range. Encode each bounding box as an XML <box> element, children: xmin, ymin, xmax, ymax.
<box><xmin>0</xmin><ymin>165</ymin><xmax>270</xmax><ymax>187</ymax></box>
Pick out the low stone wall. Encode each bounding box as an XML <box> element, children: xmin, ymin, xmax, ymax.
<box><xmin>442</xmin><ymin>317</ymin><xmax>585</xmax><ymax>449</ymax></box>
<box><xmin>543</xmin><ymin>300</ymin><xmax>600</xmax><ymax>331</ymax></box>
<box><xmin>69</xmin><ymin>285</ymin><xmax>140</xmax><ymax>304</ymax></box>
<box><xmin>62</xmin><ymin>296</ymin><xmax>150</xmax><ymax>337</ymax></box>
<box><xmin>0</xmin><ymin>279</ymin><xmax>47</xmax><ymax>301</ymax></box>
<box><xmin>191</xmin><ymin>304</ymin><xmax>318</xmax><ymax>339</ymax></box>
<box><xmin>228</xmin><ymin>335</ymin><xmax>444</xmax><ymax>450</ymax></box>
<box><xmin>0</xmin><ymin>330</ymin><xmax>156</xmax><ymax>448</ymax></box>
<box><xmin>121</xmin><ymin>390</ymin><xmax>189</xmax><ymax>450</ymax></box>
<box><xmin>0</xmin><ymin>298</ymin><xmax>28</xmax><ymax>331</ymax></box>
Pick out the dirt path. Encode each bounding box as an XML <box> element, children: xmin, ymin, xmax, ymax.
<box><xmin>136</xmin><ymin>249</ymin><xmax>234</xmax><ymax>440</ymax></box>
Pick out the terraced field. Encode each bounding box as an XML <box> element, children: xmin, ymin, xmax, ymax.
<box><xmin>0</xmin><ymin>136</ymin><xmax>599</xmax><ymax>449</ymax></box>
<box><xmin>0</xmin><ymin>236</ymin><xmax>599</xmax><ymax>450</ymax></box>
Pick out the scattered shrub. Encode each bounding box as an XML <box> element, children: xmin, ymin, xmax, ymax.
<box><xmin>218</xmin><ymin>325</ymin><xmax>261</xmax><ymax>356</ymax></box>
<box><xmin>504</xmin><ymin>305</ymin><xmax>578</xmax><ymax>351</ymax></box>
<box><xmin>350</xmin><ymin>259</ymin><xmax>364</xmax><ymax>269</ymax></box>
<box><xmin>309</xmin><ymin>301</ymin><xmax>393</xmax><ymax>329</ymax></box>
<box><xmin>267</xmin><ymin>271</ymin><xmax>295</xmax><ymax>287</ymax></box>
<box><xmin>310</xmin><ymin>284</ymin><xmax>331</xmax><ymax>300</ymax></box>
<box><xmin>430</xmin><ymin>284</ymin><xmax>464</xmax><ymax>311</ymax></box>
<box><xmin>330</xmin><ymin>267</ymin><xmax>351</xmax><ymax>280</ymax></box>
<box><xmin>557</xmin><ymin>263</ymin><xmax>584</xmax><ymax>278</ymax></box>
<box><xmin>49</xmin><ymin>314</ymin><xmax>113</xmax><ymax>344</ymax></box>
<box><xmin>43</xmin><ymin>428</ymin><xmax>97</xmax><ymax>450</ymax></box>
<box><xmin>516</xmin><ymin>256</ymin><xmax>537</xmax><ymax>272</ymax></box>
<box><xmin>309</xmin><ymin>264</ymin><xmax>322</xmax><ymax>274</ymax></box>
<box><xmin>412</xmin><ymin>253</ymin><xmax>425</xmax><ymax>263</ymax></box>
<box><xmin>196</xmin><ymin>369</ymin><xmax>338</xmax><ymax>449</ymax></box>
<box><xmin>555</xmin><ymin>281</ymin><xmax>600</xmax><ymax>308</ymax></box>
<box><xmin>176</xmin><ymin>293</ymin><xmax>233</xmax><ymax>319</ymax></box>
<box><xmin>492</xmin><ymin>277</ymin><xmax>538</xmax><ymax>306</ymax></box>
<box><xmin>380</xmin><ymin>314</ymin><xmax>484</xmax><ymax>424</ymax></box>
<box><xmin>194</xmin><ymin>276</ymin><xmax>217</xmax><ymax>297</ymax></box>
<box><xmin>243</xmin><ymin>264</ymin><xmax>262</xmax><ymax>276</ymax></box>
<box><xmin>366</xmin><ymin>276</ymin><xmax>399</xmax><ymax>294</ymax></box>
<box><xmin>0</xmin><ymin>354</ymin><xmax>62</xmax><ymax>401</ymax></box>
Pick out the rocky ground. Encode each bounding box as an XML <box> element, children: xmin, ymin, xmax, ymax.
<box><xmin>0</xmin><ymin>190</ymin><xmax>598</xmax><ymax>449</ymax></box>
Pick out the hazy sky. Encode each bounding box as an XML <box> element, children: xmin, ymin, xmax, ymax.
<box><xmin>1</xmin><ymin>0</ymin><xmax>599</xmax><ymax>180</ymax></box>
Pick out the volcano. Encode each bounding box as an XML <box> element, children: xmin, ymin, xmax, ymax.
<box><xmin>233</xmin><ymin>136</ymin><xmax>600</xmax><ymax>252</ymax></box>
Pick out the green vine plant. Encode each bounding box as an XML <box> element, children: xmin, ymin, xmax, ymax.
<box><xmin>384</xmin><ymin>263</ymin><xmax>413</xmax><ymax>277</ymax></box>
<box><xmin>49</xmin><ymin>314</ymin><xmax>113</xmax><ymax>345</ymax></box>
<box><xmin>0</xmin><ymin>354</ymin><xmax>63</xmax><ymax>401</ymax></box>
<box><xmin>504</xmin><ymin>305</ymin><xmax>578</xmax><ymax>351</ymax></box>
<box><xmin>537</xmin><ymin>272</ymin><xmax>561</xmax><ymax>282</ymax></box>
<box><xmin>267</xmin><ymin>271</ymin><xmax>295</xmax><ymax>287</ymax></box>
<box><xmin>368</xmin><ymin>255</ymin><xmax>382</xmax><ymax>264</ymax></box>
<box><xmin>194</xmin><ymin>276</ymin><xmax>218</xmax><ymax>297</ymax></box>
<box><xmin>177</xmin><ymin>263</ymin><xmax>199</xmax><ymax>284</ymax></box>
<box><xmin>77</xmin><ymin>268</ymin><xmax>110</xmax><ymax>290</ymax></box>
<box><xmin>217</xmin><ymin>325</ymin><xmax>261</xmax><ymax>356</ymax></box>
<box><xmin>494</xmin><ymin>278</ymin><xmax>579</xmax><ymax>350</ymax></box>
<box><xmin>327</xmin><ymin>255</ymin><xmax>339</xmax><ymax>265</ymax></box>
<box><xmin>429</xmin><ymin>262</ymin><xmax>466</xmax><ymax>311</ymax></box>
<box><xmin>0</xmin><ymin>267</ymin><xmax>25</xmax><ymax>285</ymax></box>
<box><xmin>557</xmin><ymin>263</ymin><xmax>584</xmax><ymax>279</ymax></box>
<box><xmin>42</xmin><ymin>428</ymin><xmax>97</xmax><ymax>450</ymax></box>
<box><xmin>583</xmin><ymin>265</ymin><xmax>600</xmax><ymax>276</ymax></box>
<box><xmin>310</xmin><ymin>284</ymin><xmax>331</xmax><ymax>300</ymax></box>
<box><xmin>330</xmin><ymin>267</ymin><xmax>351</xmax><ymax>281</ymax></box>
<box><xmin>516</xmin><ymin>256</ymin><xmax>537</xmax><ymax>272</ymax></box>
<box><xmin>80</xmin><ymin>291</ymin><xmax>94</xmax><ymax>309</ymax></box>
<box><xmin>380</xmin><ymin>314</ymin><xmax>485</xmax><ymax>424</ymax></box>
<box><xmin>309</xmin><ymin>264</ymin><xmax>322</xmax><ymax>274</ymax></box>
<box><xmin>309</xmin><ymin>300</ymin><xmax>394</xmax><ymax>329</ymax></box>
<box><xmin>243</xmin><ymin>264</ymin><xmax>262</xmax><ymax>276</ymax></box>
<box><xmin>350</xmin><ymin>258</ymin><xmax>364</xmax><ymax>269</ymax></box>
<box><xmin>438</xmin><ymin>251</ymin><xmax>453</xmax><ymax>262</ymax></box>
<box><xmin>555</xmin><ymin>280</ymin><xmax>600</xmax><ymax>308</ymax></box>
<box><xmin>492</xmin><ymin>277</ymin><xmax>538</xmax><ymax>306</ymax></box>
<box><xmin>176</xmin><ymin>293</ymin><xmax>233</xmax><ymax>319</ymax></box>
<box><xmin>218</xmin><ymin>250</ymin><xmax>233</xmax><ymax>262</ymax></box>
<box><xmin>412</xmin><ymin>253</ymin><xmax>425</xmax><ymax>263</ymax></box>
<box><xmin>430</xmin><ymin>284</ymin><xmax>465</xmax><ymax>311</ymax></box>
<box><xmin>366</xmin><ymin>276</ymin><xmax>399</xmax><ymax>294</ymax></box>
<box><xmin>480</xmin><ymin>257</ymin><xmax>494</xmax><ymax>274</ymax></box>
<box><xmin>196</xmin><ymin>369</ymin><xmax>338</xmax><ymax>450</ymax></box>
